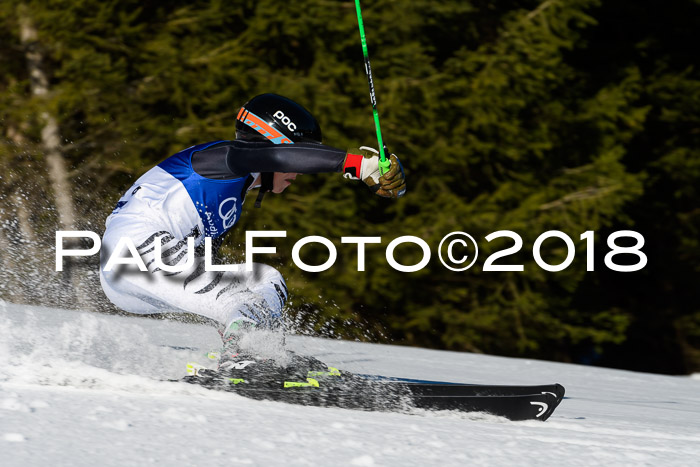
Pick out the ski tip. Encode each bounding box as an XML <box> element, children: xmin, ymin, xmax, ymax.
<box><xmin>537</xmin><ymin>385</ymin><xmax>565</xmax><ymax>421</ymax></box>
<box><xmin>536</xmin><ymin>392</ymin><xmax>559</xmax><ymax>421</ymax></box>
<box><xmin>554</xmin><ymin>383</ymin><xmax>566</xmax><ymax>401</ymax></box>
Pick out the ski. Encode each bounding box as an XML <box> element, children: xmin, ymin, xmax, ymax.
<box><xmin>181</xmin><ymin>366</ymin><xmax>564</xmax><ymax>421</ymax></box>
<box><xmin>400</xmin><ymin>382</ymin><xmax>564</xmax><ymax>420</ymax></box>
<box><xmin>359</xmin><ymin>375</ymin><xmax>565</xmax><ymax>416</ymax></box>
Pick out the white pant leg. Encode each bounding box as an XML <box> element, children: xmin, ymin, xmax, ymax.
<box><xmin>99</xmin><ymin>216</ymin><xmax>287</xmax><ymax>329</ymax></box>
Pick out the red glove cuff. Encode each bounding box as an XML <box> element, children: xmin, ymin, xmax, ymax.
<box><xmin>343</xmin><ymin>152</ymin><xmax>363</xmax><ymax>178</ymax></box>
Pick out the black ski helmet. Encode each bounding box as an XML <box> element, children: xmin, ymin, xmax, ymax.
<box><xmin>236</xmin><ymin>93</ymin><xmax>322</xmax><ymax>144</ymax></box>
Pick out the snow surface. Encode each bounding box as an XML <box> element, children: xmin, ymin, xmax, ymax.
<box><xmin>1</xmin><ymin>300</ymin><xmax>699</xmax><ymax>466</ymax></box>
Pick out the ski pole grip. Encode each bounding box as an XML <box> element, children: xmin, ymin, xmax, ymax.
<box><xmin>379</xmin><ymin>144</ymin><xmax>391</xmax><ymax>175</ymax></box>
<box><xmin>379</xmin><ymin>157</ymin><xmax>391</xmax><ymax>176</ymax></box>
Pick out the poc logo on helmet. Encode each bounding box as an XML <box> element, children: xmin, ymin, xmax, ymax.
<box><xmin>273</xmin><ymin>110</ymin><xmax>297</xmax><ymax>132</ymax></box>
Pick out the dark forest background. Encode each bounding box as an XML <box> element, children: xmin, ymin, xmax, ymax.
<box><xmin>1</xmin><ymin>0</ymin><xmax>698</xmax><ymax>374</ymax></box>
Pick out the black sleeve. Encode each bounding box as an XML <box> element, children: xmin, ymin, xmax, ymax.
<box><xmin>190</xmin><ymin>145</ymin><xmax>237</xmax><ymax>179</ymax></box>
<box><xmin>191</xmin><ymin>140</ymin><xmax>347</xmax><ymax>179</ymax></box>
<box><xmin>227</xmin><ymin>140</ymin><xmax>347</xmax><ymax>175</ymax></box>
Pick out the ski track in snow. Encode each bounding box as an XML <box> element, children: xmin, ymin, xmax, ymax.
<box><xmin>1</xmin><ymin>301</ymin><xmax>699</xmax><ymax>466</ymax></box>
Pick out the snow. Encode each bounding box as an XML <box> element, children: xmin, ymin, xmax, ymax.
<box><xmin>1</xmin><ymin>301</ymin><xmax>700</xmax><ymax>466</ymax></box>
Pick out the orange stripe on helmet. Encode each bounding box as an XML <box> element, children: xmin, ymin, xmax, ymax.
<box><xmin>244</xmin><ymin>112</ymin><xmax>292</xmax><ymax>144</ymax></box>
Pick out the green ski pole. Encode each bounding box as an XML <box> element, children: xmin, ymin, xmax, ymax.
<box><xmin>354</xmin><ymin>0</ymin><xmax>391</xmax><ymax>175</ymax></box>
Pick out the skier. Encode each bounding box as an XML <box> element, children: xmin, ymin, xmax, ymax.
<box><xmin>99</xmin><ymin>93</ymin><xmax>406</xmax><ymax>365</ymax></box>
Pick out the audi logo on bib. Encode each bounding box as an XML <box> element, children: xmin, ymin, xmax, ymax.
<box><xmin>219</xmin><ymin>197</ymin><xmax>238</xmax><ymax>229</ymax></box>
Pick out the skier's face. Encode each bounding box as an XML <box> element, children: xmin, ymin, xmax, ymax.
<box><xmin>272</xmin><ymin>172</ymin><xmax>298</xmax><ymax>193</ymax></box>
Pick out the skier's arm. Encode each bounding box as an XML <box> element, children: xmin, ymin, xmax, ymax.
<box><xmin>191</xmin><ymin>140</ymin><xmax>406</xmax><ymax>198</ymax></box>
<box><xmin>227</xmin><ymin>141</ymin><xmax>349</xmax><ymax>174</ymax></box>
<box><xmin>191</xmin><ymin>141</ymin><xmax>346</xmax><ymax>179</ymax></box>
